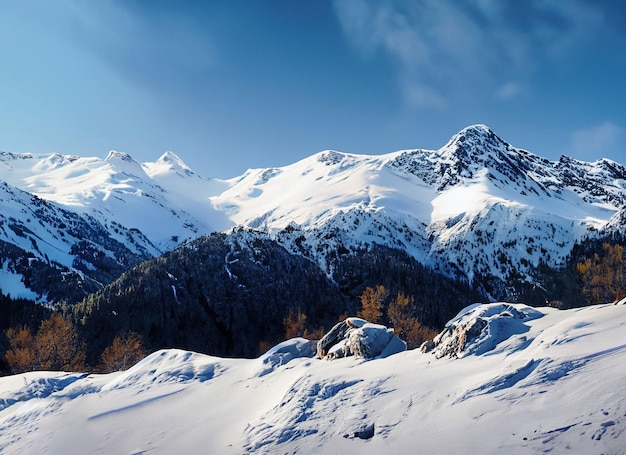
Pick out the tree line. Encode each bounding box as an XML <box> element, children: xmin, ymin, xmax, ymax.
<box><xmin>533</xmin><ymin>236</ymin><xmax>626</xmax><ymax>309</ymax></box>
<box><xmin>2</xmin><ymin>232</ymin><xmax>624</xmax><ymax>375</ymax></box>
<box><xmin>3</xmin><ymin>313</ymin><xmax>146</xmax><ymax>375</ymax></box>
<box><xmin>283</xmin><ymin>285</ymin><xmax>438</xmax><ymax>350</ymax></box>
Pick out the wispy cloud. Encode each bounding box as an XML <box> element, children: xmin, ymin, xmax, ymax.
<box><xmin>495</xmin><ymin>82</ymin><xmax>528</xmax><ymax>101</ymax></box>
<box><xmin>571</xmin><ymin>122</ymin><xmax>623</xmax><ymax>158</ymax></box>
<box><xmin>60</xmin><ymin>0</ymin><xmax>217</xmax><ymax>93</ymax></box>
<box><xmin>333</xmin><ymin>0</ymin><xmax>617</xmax><ymax>108</ymax></box>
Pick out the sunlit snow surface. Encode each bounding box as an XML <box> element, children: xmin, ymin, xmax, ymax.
<box><xmin>0</xmin><ymin>150</ymin><xmax>230</xmax><ymax>253</ymax></box>
<box><xmin>1</xmin><ymin>302</ymin><xmax>626</xmax><ymax>454</ymax></box>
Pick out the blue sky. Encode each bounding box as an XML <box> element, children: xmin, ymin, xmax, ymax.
<box><xmin>1</xmin><ymin>0</ymin><xmax>624</xmax><ymax>178</ymax></box>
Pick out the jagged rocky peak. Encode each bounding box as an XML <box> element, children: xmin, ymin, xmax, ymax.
<box><xmin>157</xmin><ymin>151</ymin><xmax>189</xmax><ymax>168</ymax></box>
<box><xmin>385</xmin><ymin>125</ymin><xmax>534</xmax><ymax>188</ymax></box>
<box><xmin>105</xmin><ymin>150</ymin><xmax>139</xmax><ymax>163</ymax></box>
<box><xmin>0</xmin><ymin>151</ymin><xmax>36</xmax><ymax>169</ymax></box>
<box><xmin>28</xmin><ymin>153</ymin><xmax>80</xmax><ymax>172</ymax></box>
<box><xmin>40</xmin><ymin>153</ymin><xmax>79</xmax><ymax>166</ymax></box>
<box><xmin>440</xmin><ymin>124</ymin><xmax>509</xmax><ymax>165</ymax></box>
<box><xmin>104</xmin><ymin>150</ymin><xmax>147</xmax><ymax>177</ymax></box>
<box><xmin>448</xmin><ymin>123</ymin><xmax>501</xmax><ymax>142</ymax></box>
<box><xmin>316</xmin><ymin>150</ymin><xmax>347</xmax><ymax>166</ymax></box>
<box><xmin>591</xmin><ymin>157</ymin><xmax>626</xmax><ymax>181</ymax></box>
<box><xmin>144</xmin><ymin>151</ymin><xmax>196</xmax><ymax>179</ymax></box>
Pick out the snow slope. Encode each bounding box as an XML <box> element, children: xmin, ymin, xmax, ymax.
<box><xmin>0</xmin><ymin>151</ymin><xmax>231</xmax><ymax>249</ymax></box>
<box><xmin>1</xmin><ymin>302</ymin><xmax>625</xmax><ymax>454</ymax></box>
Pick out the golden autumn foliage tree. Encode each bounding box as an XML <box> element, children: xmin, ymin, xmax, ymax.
<box><xmin>100</xmin><ymin>331</ymin><xmax>147</xmax><ymax>372</ymax></box>
<box><xmin>36</xmin><ymin>313</ymin><xmax>86</xmax><ymax>371</ymax></box>
<box><xmin>357</xmin><ymin>285</ymin><xmax>387</xmax><ymax>323</ymax></box>
<box><xmin>4</xmin><ymin>326</ymin><xmax>37</xmax><ymax>373</ymax></box>
<box><xmin>282</xmin><ymin>310</ymin><xmax>325</xmax><ymax>341</ymax></box>
<box><xmin>283</xmin><ymin>309</ymin><xmax>307</xmax><ymax>339</ymax></box>
<box><xmin>576</xmin><ymin>243</ymin><xmax>625</xmax><ymax>304</ymax></box>
<box><xmin>5</xmin><ymin>313</ymin><xmax>86</xmax><ymax>373</ymax></box>
<box><xmin>387</xmin><ymin>292</ymin><xmax>438</xmax><ymax>349</ymax></box>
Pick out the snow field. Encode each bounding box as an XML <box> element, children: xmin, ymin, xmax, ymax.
<box><xmin>1</xmin><ymin>302</ymin><xmax>625</xmax><ymax>454</ymax></box>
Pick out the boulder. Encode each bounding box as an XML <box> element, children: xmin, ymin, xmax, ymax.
<box><xmin>317</xmin><ymin>317</ymin><xmax>406</xmax><ymax>360</ymax></box>
<box><xmin>421</xmin><ymin>302</ymin><xmax>543</xmax><ymax>359</ymax></box>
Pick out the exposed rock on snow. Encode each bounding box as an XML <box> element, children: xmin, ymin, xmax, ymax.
<box><xmin>317</xmin><ymin>317</ymin><xmax>406</xmax><ymax>360</ymax></box>
<box><xmin>422</xmin><ymin>303</ymin><xmax>543</xmax><ymax>358</ymax></box>
<box><xmin>344</xmin><ymin>422</ymin><xmax>375</xmax><ymax>440</ymax></box>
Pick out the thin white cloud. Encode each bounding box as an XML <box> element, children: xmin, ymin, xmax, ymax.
<box><xmin>59</xmin><ymin>0</ymin><xmax>217</xmax><ymax>91</ymax></box>
<box><xmin>404</xmin><ymin>84</ymin><xmax>446</xmax><ymax>109</ymax></box>
<box><xmin>571</xmin><ymin>122</ymin><xmax>623</xmax><ymax>157</ymax></box>
<box><xmin>495</xmin><ymin>81</ymin><xmax>528</xmax><ymax>101</ymax></box>
<box><xmin>333</xmin><ymin>0</ymin><xmax>614</xmax><ymax>108</ymax></box>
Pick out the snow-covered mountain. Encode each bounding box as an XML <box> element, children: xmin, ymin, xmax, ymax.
<box><xmin>1</xmin><ymin>300</ymin><xmax>625</xmax><ymax>453</ymax></box>
<box><xmin>0</xmin><ymin>150</ymin><xmax>229</xmax><ymax>302</ymax></box>
<box><xmin>0</xmin><ymin>179</ymin><xmax>156</xmax><ymax>303</ymax></box>
<box><xmin>1</xmin><ymin>125</ymin><xmax>625</xmax><ymax>303</ymax></box>
<box><xmin>213</xmin><ymin>125</ymin><xmax>625</xmax><ymax>296</ymax></box>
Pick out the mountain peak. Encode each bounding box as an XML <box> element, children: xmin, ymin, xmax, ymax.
<box><xmin>458</xmin><ymin>123</ymin><xmax>495</xmax><ymax>136</ymax></box>
<box><xmin>443</xmin><ymin>124</ymin><xmax>506</xmax><ymax>152</ymax></box>
<box><xmin>156</xmin><ymin>151</ymin><xmax>191</xmax><ymax>170</ymax></box>
<box><xmin>143</xmin><ymin>151</ymin><xmax>195</xmax><ymax>179</ymax></box>
<box><xmin>428</xmin><ymin>124</ymin><xmax>514</xmax><ymax>189</ymax></box>
<box><xmin>316</xmin><ymin>150</ymin><xmax>348</xmax><ymax>166</ymax></box>
<box><xmin>105</xmin><ymin>150</ymin><xmax>139</xmax><ymax>164</ymax></box>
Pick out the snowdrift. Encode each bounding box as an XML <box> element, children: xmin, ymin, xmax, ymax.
<box><xmin>2</xmin><ymin>303</ymin><xmax>626</xmax><ymax>454</ymax></box>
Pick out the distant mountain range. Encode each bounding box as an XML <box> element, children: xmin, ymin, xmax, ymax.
<box><xmin>1</xmin><ymin>124</ymin><xmax>625</xmax><ymax>305</ymax></box>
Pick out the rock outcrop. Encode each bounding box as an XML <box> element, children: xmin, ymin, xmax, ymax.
<box><xmin>421</xmin><ymin>303</ymin><xmax>543</xmax><ymax>358</ymax></box>
<box><xmin>317</xmin><ymin>317</ymin><xmax>406</xmax><ymax>360</ymax></box>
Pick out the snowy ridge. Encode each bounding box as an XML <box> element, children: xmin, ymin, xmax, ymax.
<box><xmin>0</xmin><ymin>179</ymin><xmax>158</xmax><ymax>302</ymax></box>
<box><xmin>1</xmin><ymin>150</ymin><xmax>229</xmax><ymax>248</ymax></box>
<box><xmin>1</xmin><ymin>302</ymin><xmax>625</xmax><ymax>453</ymax></box>
<box><xmin>1</xmin><ymin>125</ymin><xmax>626</xmax><ymax>301</ymax></box>
<box><xmin>0</xmin><ymin>151</ymin><xmax>230</xmax><ymax>302</ymax></box>
<box><xmin>211</xmin><ymin>125</ymin><xmax>625</xmax><ymax>291</ymax></box>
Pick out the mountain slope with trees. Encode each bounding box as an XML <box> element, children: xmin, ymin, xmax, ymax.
<box><xmin>60</xmin><ymin>230</ymin><xmax>481</xmax><ymax>363</ymax></box>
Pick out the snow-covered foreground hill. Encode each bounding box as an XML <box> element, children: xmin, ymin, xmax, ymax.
<box><xmin>1</xmin><ymin>301</ymin><xmax>626</xmax><ymax>454</ymax></box>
